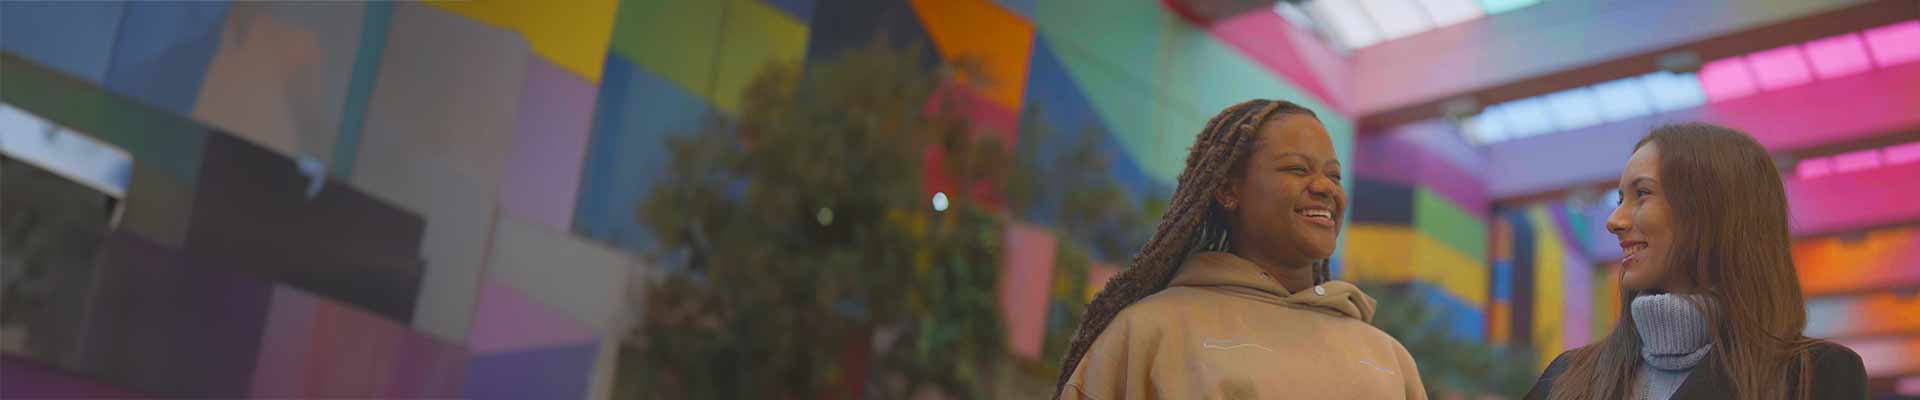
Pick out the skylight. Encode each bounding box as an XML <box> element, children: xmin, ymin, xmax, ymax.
<box><xmin>1294</xmin><ymin>0</ymin><xmax>1542</xmax><ymax>50</ymax></box>
<box><xmin>1462</xmin><ymin>18</ymin><xmax>1918</xmax><ymax>145</ymax></box>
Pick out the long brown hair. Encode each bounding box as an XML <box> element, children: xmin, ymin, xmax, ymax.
<box><xmin>1548</xmin><ymin>123</ymin><xmax>1819</xmax><ymax>400</ymax></box>
<box><xmin>1052</xmin><ymin>99</ymin><xmax>1324</xmax><ymax>397</ymax></box>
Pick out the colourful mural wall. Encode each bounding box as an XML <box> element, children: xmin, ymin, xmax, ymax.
<box><xmin>1488</xmin><ymin>203</ymin><xmax>1610</xmax><ymax>370</ymax></box>
<box><xmin>1491</xmin><ymin>202</ymin><xmax>1920</xmax><ymax>377</ymax></box>
<box><xmin>1798</xmin><ymin>225</ymin><xmax>1920</xmax><ymax>378</ymax></box>
<box><xmin>12</xmin><ymin>0</ymin><xmax>1905</xmax><ymax>396</ymax></box>
<box><xmin>0</xmin><ymin>0</ymin><xmax>1365</xmax><ymax>397</ymax></box>
<box><xmin>1346</xmin><ymin>119</ymin><xmax>1492</xmax><ymax>341</ymax></box>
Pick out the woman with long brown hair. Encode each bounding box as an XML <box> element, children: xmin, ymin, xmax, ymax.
<box><xmin>1054</xmin><ymin>99</ymin><xmax>1425</xmax><ymax>399</ymax></box>
<box><xmin>1524</xmin><ymin>123</ymin><xmax>1867</xmax><ymax>400</ymax></box>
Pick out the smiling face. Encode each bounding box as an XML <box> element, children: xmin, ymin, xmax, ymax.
<box><xmin>1216</xmin><ymin>114</ymin><xmax>1345</xmax><ymax>266</ymax></box>
<box><xmin>1607</xmin><ymin>143</ymin><xmax>1689</xmax><ymax>292</ymax></box>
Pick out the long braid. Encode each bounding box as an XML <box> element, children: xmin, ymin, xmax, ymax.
<box><xmin>1053</xmin><ymin>100</ymin><xmax>1318</xmax><ymax>397</ymax></box>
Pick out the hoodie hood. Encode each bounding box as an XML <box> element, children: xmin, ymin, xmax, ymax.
<box><xmin>1168</xmin><ymin>252</ymin><xmax>1377</xmax><ymax>322</ymax></box>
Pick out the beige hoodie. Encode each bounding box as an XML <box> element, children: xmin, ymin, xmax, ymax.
<box><xmin>1062</xmin><ymin>252</ymin><xmax>1426</xmax><ymax>400</ymax></box>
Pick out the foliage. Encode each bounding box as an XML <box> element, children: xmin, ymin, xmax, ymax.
<box><xmin>1004</xmin><ymin>105</ymin><xmax>1166</xmax><ymax>380</ymax></box>
<box><xmin>1005</xmin><ymin>111</ymin><xmax>1163</xmax><ymax>265</ymax></box>
<box><xmin>624</xmin><ymin>40</ymin><xmax>1010</xmax><ymax>399</ymax></box>
<box><xmin>1365</xmin><ymin>284</ymin><xmax>1541</xmax><ymax>399</ymax></box>
<box><xmin>0</xmin><ymin>157</ymin><xmax>113</xmax><ymax>329</ymax></box>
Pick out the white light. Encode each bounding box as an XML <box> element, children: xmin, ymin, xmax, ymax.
<box><xmin>1310</xmin><ymin>0</ymin><xmax>1383</xmax><ymax>49</ymax></box>
<box><xmin>1465</xmin><ymin>105</ymin><xmax>1508</xmax><ymax>144</ymax></box>
<box><xmin>1640</xmin><ymin>71</ymin><xmax>1706</xmax><ymax>112</ymax></box>
<box><xmin>1500</xmin><ymin>97</ymin><xmax>1555</xmax><ymax>137</ymax></box>
<box><xmin>1273</xmin><ymin>1</ymin><xmax>1316</xmax><ymax>32</ymax></box>
<box><xmin>1417</xmin><ymin>0</ymin><xmax>1485</xmax><ymax>27</ymax></box>
<box><xmin>1361</xmin><ymin>0</ymin><xmax>1433</xmax><ymax>41</ymax></box>
<box><xmin>1544</xmin><ymin>87</ymin><xmax>1603</xmax><ymax>131</ymax></box>
<box><xmin>932</xmin><ymin>192</ymin><xmax>949</xmax><ymax>212</ymax></box>
<box><xmin>1591</xmin><ymin>76</ymin><xmax>1655</xmax><ymax>122</ymax></box>
<box><xmin>0</xmin><ymin>104</ymin><xmax>132</xmax><ymax>197</ymax></box>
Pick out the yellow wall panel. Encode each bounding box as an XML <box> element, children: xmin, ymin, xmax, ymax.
<box><xmin>1343</xmin><ymin>224</ymin><xmax>1416</xmax><ymax>284</ymax></box>
<box><xmin>1412</xmin><ymin>233</ymin><xmax>1488</xmax><ymax>307</ymax></box>
<box><xmin>710</xmin><ymin>0</ymin><xmax>809</xmax><ymax>115</ymax></box>
<box><xmin>1594</xmin><ymin>263</ymin><xmax>1621</xmax><ymax>338</ymax></box>
<box><xmin>1528</xmin><ymin>208</ymin><xmax>1566</xmax><ymax>369</ymax></box>
<box><xmin>430</xmin><ymin>0</ymin><xmax>619</xmax><ymax>82</ymax></box>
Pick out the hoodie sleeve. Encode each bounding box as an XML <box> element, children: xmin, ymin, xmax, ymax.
<box><xmin>1062</xmin><ymin>309</ymin><xmax>1162</xmax><ymax>400</ymax></box>
<box><xmin>1391</xmin><ymin>338</ymin><xmax>1429</xmax><ymax>400</ymax></box>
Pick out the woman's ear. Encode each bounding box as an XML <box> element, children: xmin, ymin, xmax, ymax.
<box><xmin>1213</xmin><ymin>183</ymin><xmax>1240</xmax><ymax>211</ymax></box>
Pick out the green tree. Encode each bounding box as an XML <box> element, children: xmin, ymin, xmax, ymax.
<box><xmin>1</xmin><ymin>156</ymin><xmax>114</xmax><ymax>331</ymax></box>
<box><xmin>624</xmin><ymin>41</ymin><xmax>1008</xmax><ymax>399</ymax></box>
<box><xmin>1364</xmin><ymin>284</ymin><xmax>1541</xmax><ymax>398</ymax></box>
<box><xmin>1004</xmin><ymin>107</ymin><xmax>1168</xmax><ymax>381</ymax></box>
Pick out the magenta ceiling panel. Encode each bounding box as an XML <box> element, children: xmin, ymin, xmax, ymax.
<box><xmin>1348</xmin><ymin>0</ymin><xmax>1870</xmax><ymax>115</ymax></box>
<box><xmin>1488</xmin><ymin>62</ymin><xmax>1920</xmax><ymax>200</ymax></box>
<box><xmin>1745</xmin><ymin>45</ymin><xmax>1814</xmax><ymax>91</ymax></box>
<box><xmin>1864</xmin><ymin>20</ymin><xmax>1920</xmax><ymax>67</ymax></box>
<box><xmin>1786</xmin><ymin>161</ymin><xmax>1920</xmax><ymax>236</ymax></box>
<box><xmin>1699</xmin><ymin>58</ymin><xmax>1759</xmax><ymax>102</ymax></box>
<box><xmin>1803</xmin><ymin>33</ymin><xmax>1873</xmax><ymax>79</ymax></box>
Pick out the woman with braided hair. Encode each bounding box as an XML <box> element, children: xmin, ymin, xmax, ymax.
<box><xmin>1056</xmin><ymin>100</ymin><xmax>1425</xmax><ymax>399</ymax></box>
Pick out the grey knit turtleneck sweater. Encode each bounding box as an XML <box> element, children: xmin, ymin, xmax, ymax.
<box><xmin>1631</xmin><ymin>293</ymin><xmax>1714</xmax><ymax>400</ymax></box>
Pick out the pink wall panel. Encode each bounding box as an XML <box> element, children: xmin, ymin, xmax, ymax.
<box><xmin>467</xmin><ymin>278</ymin><xmax>598</xmax><ymax>355</ymax></box>
<box><xmin>1835</xmin><ymin>337</ymin><xmax>1920</xmax><ymax>377</ymax></box>
<box><xmin>250</xmin><ymin>285</ymin><xmax>463</xmax><ymax>399</ymax></box>
<box><xmin>1209</xmin><ymin>10</ymin><xmax>1351</xmax><ymax>114</ymax></box>
<box><xmin>999</xmin><ymin>222</ymin><xmax>1057</xmax><ymax>360</ymax></box>
<box><xmin>1085</xmin><ymin>263</ymin><xmax>1121</xmax><ymax>303</ymax></box>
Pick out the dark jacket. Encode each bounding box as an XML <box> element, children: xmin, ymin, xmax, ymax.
<box><xmin>1524</xmin><ymin>341</ymin><xmax>1867</xmax><ymax>400</ymax></box>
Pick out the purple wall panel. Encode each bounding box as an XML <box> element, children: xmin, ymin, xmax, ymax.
<box><xmin>468</xmin><ymin>279</ymin><xmax>597</xmax><ymax>355</ymax></box>
<box><xmin>250</xmin><ymin>285</ymin><xmax>320</xmax><ymax>397</ymax></box>
<box><xmin>465</xmin><ymin>342</ymin><xmax>600</xmax><ymax>400</ymax></box>
<box><xmin>1356</xmin><ymin>120</ymin><xmax>1491</xmax><ymax>218</ymax></box>
<box><xmin>500</xmin><ymin>57</ymin><xmax>597</xmax><ymax>231</ymax></box>
<box><xmin>1562</xmin><ymin>251</ymin><xmax>1595</xmax><ymax>349</ymax></box>
<box><xmin>0</xmin><ymin>356</ymin><xmax>150</xmax><ymax>399</ymax></box>
<box><xmin>80</xmin><ymin>234</ymin><xmax>271</xmax><ymax>398</ymax></box>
